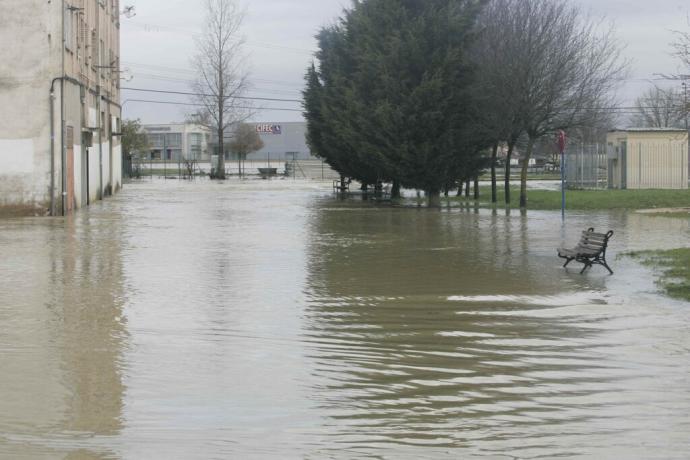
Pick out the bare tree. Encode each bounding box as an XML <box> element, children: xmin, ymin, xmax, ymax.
<box><xmin>229</xmin><ymin>124</ymin><xmax>264</xmax><ymax>178</ymax></box>
<box><xmin>633</xmin><ymin>86</ymin><xmax>684</xmax><ymax>128</ymax></box>
<box><xmin>672</xmin><ymin>29</ymin><xmax>690</xmax><ymax>70</ymax></box>
<box><xmin>192</xmin><ymin>0</ymin><xmax>250</xmax><ymax>180</ymax></box>
<box><xmin>472</xmin><ymin>0</ymin><xmax>526</xmax><ymax>204</ymax></box>
<box><xmin>494</xmin><ymin>0</ymin><xmax>626</xmax><ymax>208</ymax></box>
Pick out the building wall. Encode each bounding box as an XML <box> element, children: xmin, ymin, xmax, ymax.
<box><xmin>246</xmin><ymin>122</ymin><xmax>316</xmax><ymax>161</ymax></box>
<box><xmin>607</xmin><ymin>131</ymin><xmax>688</xmax><ymax>190</ymax></box>
<box><xmin>143</xmin><ymin>124</ymin><xmax>210</xmax><ymax>162</ymax></box>
<box><xmin>0</xmin><ymin>0</ymin><xmax>61</xmax><ymax>215</ymax></box>
<box><xmin>0</xmin><ymin>0</ymin><xmax>121</xmax><ymax>216</ymax></box>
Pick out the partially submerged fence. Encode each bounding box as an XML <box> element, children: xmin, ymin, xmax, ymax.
<box><xmin>565</xmin><ymin>144</ymin><xmax>608</xmax><ymax>190</ymax></box>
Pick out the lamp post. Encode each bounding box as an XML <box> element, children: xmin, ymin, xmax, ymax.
<box><xmin>558</xmin><ymin>130</ymin><xmax>567</xmax><ymax>220</ymax></box>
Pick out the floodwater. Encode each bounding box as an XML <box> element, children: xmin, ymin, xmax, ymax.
<box><xmin>1</xmin><ymin>179</ymin><xmax>689</xmax><ymax>459</ymax></box>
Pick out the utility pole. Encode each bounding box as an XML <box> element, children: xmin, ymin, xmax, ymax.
<box><xmin>681</xmin><ymin>81</ymin><xmax>690</xmax><ymax>180</ymax></box>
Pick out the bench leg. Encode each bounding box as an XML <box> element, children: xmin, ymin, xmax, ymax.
<box><xmin>601</xmin><ymin>260</ymin><xmax>614</xmax><ymax>275</ymax></box>
<box><xmin>563</xmin><ymin>258</ymin><xmax>574</xmax><ymax>268</ymax></box>
<box><xmin>580</xmin><ymin>262</ymin><xmax>592</xmax><ymax>274</ymax></box>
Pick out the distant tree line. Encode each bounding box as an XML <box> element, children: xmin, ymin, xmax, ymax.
<box><xmin>303</xmin><ymin>0</ymin><xmax>626</xmax><ymax>207</ymax></box>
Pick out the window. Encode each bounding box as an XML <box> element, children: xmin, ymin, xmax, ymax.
<box><xmin>64</xmin><ymin>8</ymin><xmax>75</xmax><ymax>51</ymax></box>
<box><xmin>147</xmin><ymin>134</ymin><xmax>163</xmax><ymax>148</ymax></box>
<box><xmin>189</xmin><ymin>133</ymin><xmax>202</xmax><ymax>147</ymax></box>
<box><xmin>91</xmin><ymin>30</ymin><xmax>98</xmax><ymax>70</ymax></box>
<box><xmin>166</xmin><ymin>133</ymin><xmax>182</xmax><ymax>148</ymax></box>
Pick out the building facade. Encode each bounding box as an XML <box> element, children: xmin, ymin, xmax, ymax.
<box><xmin>248</xmin><ymin>122</ymin><xmax>316</xmax><ymax>161</ymax></box>
<box><xmin>0</xmin><ymin>0</ymin><xmax>122</xmax><ymax>216</ymax></box>
<box><xmin>141</xmin><ymin>124</ymin><xmax>211</xmax><ymax>162</ymax></box>
<box><xmin>607</xmin><ymin>129</ymin><xmax>689</xmax><ymax>190</ymax></box>
<box><xmin>209</xmin><ymin>122</ymin><xmax>317</xmax><ymax>161</ymax></box>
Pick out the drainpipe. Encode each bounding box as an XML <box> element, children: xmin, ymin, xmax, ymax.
<box><xmin>96</xmin><ymin>2</ymin><xmax>103</xmax><ymax>200</ymax></box>
<box><xmin>49</xmin><ymin>78</ymin><xmax>61</xmax><ymax>217</ymax></box>
<box><xmin>60</xmin><ymin>0</ymin><xmax>67</xmax><ymax>216</ymax></box>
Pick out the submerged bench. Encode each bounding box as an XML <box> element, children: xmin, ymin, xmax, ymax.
<box><xmin>558</xmin><ymin>228</ymin><xmax>614</xmax><ymax>275</ymax></box>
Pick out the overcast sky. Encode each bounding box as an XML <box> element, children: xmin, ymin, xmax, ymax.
<box><xmin>120</xmin><ymin>0</ymin><xmax>690</xmax><ymax>125</ymax></box>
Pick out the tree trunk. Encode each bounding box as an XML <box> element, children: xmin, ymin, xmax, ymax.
<box><xmin>391</xmin><ymin>180</ymin><xmax>401</xmax><ymax>200</ymax></box>
<box><xmin>491</xmin><ymin>143</ymin><xmax>498</xmax><ymax>203</ymax></box>
<box><xmin>474</xmin><ymin>176</ymin><xmax>479</xmax><ymax>200</ymax></box>
<box><xmin>427</xmin><ymin>189</ymin><xmax>441</xmax><ymax>207</ymax></box>
<box><xmin>465</xmin><ymin>179</ymin><xmax>470</xmax><ymax>198</ymax></box>
<box><xmin>519</xmin><ymin>137</ymin><xmax>536</xmax><ymax>208</ymax></box>
<box><xmin>504</xmin><ymin>141</ymin><xmax>515</xmax><ymax>205</ymax></box>
<box><xmin>217</xmin><ymin>127</ymin><xmax>226</xmax><ymax>180</ymax></box>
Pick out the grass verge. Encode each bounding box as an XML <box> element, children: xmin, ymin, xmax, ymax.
<box><xmin>625</xmin><ymin>249</ymin><xmax>690</xmax><ymax>302</ymax></box>
<box><xmin>447</xmin><ymin>187</ymin><xmax>690</xmax><ymax>211</ymax></box>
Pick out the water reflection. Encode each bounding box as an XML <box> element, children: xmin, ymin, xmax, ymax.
<box><xmin>1</xmin><ymin>181</ymin><xmax>689</xmax><ymax>459</ymax></box>
<box><xmin>304</xmin><ymin>200</ymin><xmax>690</xmax><ymax>457</ymax></box>
<box><xmin>0</xmin><ymin>210</ymin><xmax>126</xmax><ymax>459</ymax></box>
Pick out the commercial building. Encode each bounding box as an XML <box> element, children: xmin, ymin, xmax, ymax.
<box><xmin>248</xmin><ymin>122</ymin><xmax>316</xmax><ymax>161</ymax></box>
<box><xmin>209</xmin><ymin>122</ymin><xmax>317</xmax><ymax>161</ymax></box>
<box><xmin>0</xmin><ymin>0</ymin><xmax>122</xmax><ymax>216</ymax></box>
<box><xmin>141</xmin><ymin>124</ymin><xmax>211</xmax><ymax>162</ymax></box>
<box><xmin>607</xmin><ymin>128</ymin><xmax>689</xmax><ymax>190</ymax></box>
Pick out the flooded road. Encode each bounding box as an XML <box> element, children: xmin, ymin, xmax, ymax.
<box><xmin>1</xmin><ymin>180</ymin><xmax>689</xmax><ymax>459</ymax></box>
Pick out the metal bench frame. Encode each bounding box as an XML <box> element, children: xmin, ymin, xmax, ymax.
<box><xmin>558</xmin><ymin>228</ymin><xmax>614</xmax><ymax>275</ymax></box>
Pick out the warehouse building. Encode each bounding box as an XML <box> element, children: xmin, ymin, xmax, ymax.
<box><xmin>225</xmin><ymin>122</ymin><xmax>316</xmax><ymax>161</ymax></box>
<box><xmin>607</xmin><ymin>129</ymin><xmax>689</xmax><ymax>190</ymax></box>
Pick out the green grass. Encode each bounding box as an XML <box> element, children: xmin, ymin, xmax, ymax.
<box><xmin>626</xmin><ymin>249</ymin><xmax>690</xmax><ymax>302</ymax></box>
<box><xmin>447</xmin><ymin>187</ymin><xmax>690</xmax><ymax>211</ymax></box>
<box><xmin>478</xmin><ymin>173</ymin><xmax>562</xmax><ymax>181</ymax></box>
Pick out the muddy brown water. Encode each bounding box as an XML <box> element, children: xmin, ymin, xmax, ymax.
<box><xmin>1</xmin><ymin>180</ymin><xmax>689</xmax><ymax>459</ymax></box>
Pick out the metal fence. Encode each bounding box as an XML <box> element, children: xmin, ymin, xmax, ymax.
<box><xmin>565</xmin><ymin>144</ymin><xmax>608</xmax><ymax>190</ymax></box>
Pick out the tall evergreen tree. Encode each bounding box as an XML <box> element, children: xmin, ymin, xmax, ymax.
<box><xmin>305</xmin><ymin>0</ymin><xmax>486</xmax><ymax>206</ymax></box>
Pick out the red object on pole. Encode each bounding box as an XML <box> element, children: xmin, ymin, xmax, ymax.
<box><xmin>557</xmin><ymin>130</ymin><xmax>567</xmax><ymax>153</ymax></box>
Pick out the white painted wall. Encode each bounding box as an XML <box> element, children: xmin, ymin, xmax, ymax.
<box><xmin>0</xmin><ymin>0</ymin><xmax>61</xmax><ymax>215</ymax></box>
<box><xmin>73</xmin><ymin>144</ymin><xmax>83</xmax><ymax>209</ymax></box>
<box><xmin>112</xmin><ymin>144</ymin><xmax>122</xmax><ymax>192</ymax></box>
<box><xmin>88</xmin><ymin>147</ymin><xmax>101</xmax><ymax>204</ymax></box>
<box><xmin>0</xmin><ymin>0</ymin><xmax>121</xmax><ymax>215</ymax></box>
<box><xmin>102</xmin><ymin>141</ymin><xmax>111</xmax><ymax>196</ymax></box>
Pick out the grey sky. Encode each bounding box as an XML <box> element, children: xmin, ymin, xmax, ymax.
<box><xmin>121</xmin><ymin>0</ymin><xmax>690</xmax><ymax>125</ymax></box>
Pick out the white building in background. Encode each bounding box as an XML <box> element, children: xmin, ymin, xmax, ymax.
<box><xmin>141</xmin><ymin>124</ymin><xmax>211</xmax><ymax>162</ymax></box>
<box><xmin>607</xmin><ymin>128</ymin><xmax>689</xmax><ymax>190</ymax></box>
<box><xmin>0</xmin><ymin>0</ymin><xmax>122</xmax><ymax>216</ymax></box>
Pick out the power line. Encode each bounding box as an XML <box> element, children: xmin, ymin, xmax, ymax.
<box><xmin>121</xmin><ymin>61</ymin><xmax>306</xmax><ymax>87</ymax></box>
<box><xmin>121</xmin><ymin>87</ymin><xmax>303</xmax><ymax>103</ymax></box>
<box><xmin>121</xmin><ymin>99</ymin><xmax>303</xmax><ymax>112</ymax></box>
<box><xmin>128</xmin><ymin>73</ymin><xmax>304</xmax><ymax>96</ymax></box>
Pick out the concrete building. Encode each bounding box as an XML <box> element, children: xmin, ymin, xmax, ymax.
<box><xmin>0</xmin><ymin>0</ymin><xmax>121</xmax><ymax>216</ymax></box>
<box><xmin>607</xmin><ymin>128</ymin><xmax>689</xmax><ymax>190</ymax></box>
<box><xmin>248</xmin><ymin>122</ymin><xmax>316</xmax><ymax>161</ymax></box>
<box><xmin>210</xmin><ymin>122</ymin><xmax>317</xmax><ymax>161</ymax></box>
<box><xmin>142</xmin><ymin>124</ymin><xmax>211</xmax><ymax>162</ymax></box>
